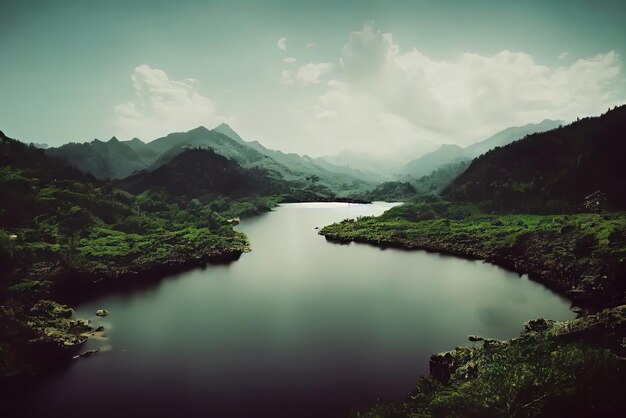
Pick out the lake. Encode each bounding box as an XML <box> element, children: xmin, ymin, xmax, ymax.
<box><xmin>7</xmin><ymin>203</ymin><xmax>575</xmax><ymax>417</ymax></box>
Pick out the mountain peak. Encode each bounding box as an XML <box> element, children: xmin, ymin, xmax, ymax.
<box><xmin>189</xmin><ymin>126</ymin><xmax>210</xmax><ymax>134</ymax></box>
<box><xmin>108</xmin><ymin>136</ymin><xmax>119</xmax><ymax>143</ymax></box>
<box><xmin>213</xmin><ymin>122</ymin><xmax>244</xmax><ymax>142</ymax></box>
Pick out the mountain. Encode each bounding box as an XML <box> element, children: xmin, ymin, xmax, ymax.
<box><xmin>122</xmin><ymin>137</ymin><xmax>160</xmax><ymax>165</ymax></box>
<box><xmin>45</xmin><ymin>136</ymin><xmax>149</xmax><ymax>179</ymax></box>
<box><xmin>409</xmin><ymin>160</ymin><xmax>470</xmax><ymax>195</ymax></box>
<box><xmin>41</xmin><ymin>124</ymin><xmax>376</xmax><ymax>195</ymax></box>
<box><xmin>241</xmin><ymin>138</ymin><xmax>377</xmax><ymax>188</ymax></box>
<box><xmin>320</xmin><ymin>150</ymin><xmax>399</xmax><ymax>180</ymax></box>
<box><xmin>443</xmin><ymin>106</ymin><xmax>626</xmax><ymax>212</ymax></box>
<box><xmin>399</xmin><ymin>144</ymin><xmax>470</xmax><ymax>179</ymax></box>
<box><xmin>213</xmin><ymin>122</ymin><xmax>246</xmax><ymax>144</ymax></box>
<box><xmin>399</xmin><ymin>120</ymin><xmax>564</xmax><ymax>179</ymax></box>
<box><xmin>204</xmin><ymin>124</ymin><xmax>376</xmax><ymax>193</ymax></box>
<box><xmin>118</xmin><ymin>148</ymin><xmax>289</xmax><ymax>200</ymax></box>
<box><xmin>464</xmin><ymin>119</ymin><xmax>565</xmax><ymax>157</ymax></box>
<box><xmin>146</xmin><ymin>126</ymin><xmax>291</xmax><ymax>179</ymax></box>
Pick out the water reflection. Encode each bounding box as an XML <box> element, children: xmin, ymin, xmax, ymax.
<box><xmin>6</xmin><ymin>203</ymin><xmax>574</xmax><ymax>418</ymax></box>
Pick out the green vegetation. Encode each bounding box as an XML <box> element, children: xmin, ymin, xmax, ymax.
<box><xmin>0</xmin><ymin>132</ymin><xmax>258</xmax><ymax>376</ymax></box>
<box><xmin>321</xmin><ymin>199</ymin><xmax>626</xmax><ymax>308</ymax></box>
<box><xmin>359</xmin><ymin>306</ymin><xmax>626</xmax><ymax>417</ymax></box>
<box><xmin>358</xmin><ymin>181</ymin><xmax>417</xmax><ymax>201</ymax></box>
<box><xmin>0</xmin><ymin>300</ymin><xmax>99</xmax><ymax>377</ymax></box>
<box><xmin>444</xmin><ymin>106</ymin><xmax>626</xmax><ymax>212</ymax></box>
<box><xmin>45</xmin><ymin>136</ymin><xmax>153</xmax><ymax>180</ymax></box>
<box><xmin>47</xmin><ymin>123</ymin><xmax>377</xmax><ymax>196</ymax></box>
<box><xmin>321</xmin><ymin>107</ymin><xmax>626</xmax><ymax>417</ymax></box>
<box><xmin>398</xmin><ymin>120</ymin><xmax>562</xmax><ymax>179</ymax></box>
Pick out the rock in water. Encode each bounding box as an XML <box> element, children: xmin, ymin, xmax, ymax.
<box><xmin>95</xmin><ymin>309</ymin><xmax>109</xmax><ymax>317</ymax></box>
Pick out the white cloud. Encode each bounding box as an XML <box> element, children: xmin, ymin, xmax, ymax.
<box><xmin>281</xmin><ymin>62</ymin><xmax>333</xmax><ymax>86</ymax></box>
<box><xmin>306</xmin><ymin>42</ymin><xmax>317</xmax><ymax>48</ymax></box>
<box><xmin>114</xmin><ymin>64</ymin><xmax>227</xmax><ymax>140</ymax></box>
<box><xmin>278</xmin><ymin>36</ymin><xmax>287</xmax><ymax>51</ymax></box>
<box><xmin>558</xmin><ymin>51</ymin><xmax>570</xmax><ymax>60</ymax></box>
<box><xmin>297</xmin><ymin>63</ymin><xmax>332</xmax><ymax>85</ymax></box>
<box><xmin>281</xmin><ymin>69</ymin><xmax>295</xmax><ymax>85</ymax></box>
<box><xmin>301</xmin><ymin>23</ymin><xmax>624</xmax><ymax>158</ymax></box>
<box><xmin>282</xmin><ymin>57</ymin><xmax>297</xmax><ymax>64</ymax></box>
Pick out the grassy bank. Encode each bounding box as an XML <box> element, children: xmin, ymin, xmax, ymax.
<box><xmin>321</xmin><ymin>202</ymin><xmax>626</xmax><ymax>309</ymax></box>
<box><xmin>320</xmin><ymin>201</ymin><xmax>626</xmax><ymax>416</ymax></box>
<box><xmin>358</xmin><ymin>305</ymin><xmax>626</xmax><ymax>417</ymax></box>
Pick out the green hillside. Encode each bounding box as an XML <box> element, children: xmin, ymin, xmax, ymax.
<box><xmin>444</xmin><ymin>106</ymin><xmax>626</xmax><ymax>212</ymax></box>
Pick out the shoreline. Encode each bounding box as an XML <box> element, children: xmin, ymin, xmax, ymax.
<box><xmin>321</xmin><ymin>232</ymin><xmax>583</xmax><ymax>308</ymax></box>
<box><xmin>320</xmin><ymin>213</ymin><xmax>625</xmax><ymax>311</ymax></box>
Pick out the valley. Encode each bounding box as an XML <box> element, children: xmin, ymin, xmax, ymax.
<box><xmin>1</xmin><ymin>107</ymin><xmax>625</xmax><ymax>417</ymax></box>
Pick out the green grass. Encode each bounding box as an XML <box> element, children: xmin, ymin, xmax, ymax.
<box><xmin>358</xmin><ymin>307</ymin><xmax>626</xmax><ymax>418</ymax></box>
<box><xmin>321</xmin><ymin>202</ymin><xmax>626</xmax><ymax>308</ymax></box>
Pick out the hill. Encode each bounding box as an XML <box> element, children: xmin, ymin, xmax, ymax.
<box><xmin>444</xmin><ymin>106</ymin><xmax>626</xmax><ymax>212</ymax></box>
<box><xmin>118</xmin><ymin>148</ymin><xmax>290</xmax><ymax>201</ymax></box>
<box><xmin>320</xmin><ymin>150</ymin><xmax>398</xmax><ymax>180</ymax></box>
<box><xmin>213</xmin><ymin>125</ymin><xmax>377</xmax><ymax>190</ymax></box>
<box><xmin>45</xmin><ymin>137</ymin><xmax>150</xmax><ymax>179</ymax></box>
<box><xmin>399</xmin><ymin>144</ymin><xmax>470</xmax><ymax>179</ymax></box>
<box><xmin>0</xmin><ymin>131</ymin><xmax>250</xmax><ymax>376</ymax></box>
<box><xmin>399</xmin><ymin>120</ymin><xmax>564</xmax><ymax>179</ymax></box>
<box><xmin>464</xmin><ymin>119</ymin><xmax>564</xmax><ymax>156</ymax></box>
<box><xmin>46</xmin><ymin>124</ymin><xmax>375</xmax><ymax>196</ymax></box>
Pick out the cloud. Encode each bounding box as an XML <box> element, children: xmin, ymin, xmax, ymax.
<box><xmin>114</xmin><ymin>64</ymin><xmax>227</xmax><ymax>140</ymax></box>
<box><xmin>306</xmin><ymin>42</ymin><xmax>317</xmax><ymax>48</ymax></box>
<box><xmin>282</xmin><ymin>57</ymin><xmax>297</xmax><ymax>64</ymax></box>
<box><xmin>558</xmin><ymin>51</ymin><xmax>570</xmax><ymax>60</ymax></box>
<box><xmin>278</xmin><ymin>36</ymin><xmax>287</xmax><ymax>51</ymax></box>
<box><xmin>282</xmin><ymin>63</ymin><xmax>333</xmax><ymax>86</ymax></box>
<box><xmin>301</xmin><ymin>23</ymin><xmax>624</xmax><ymax>158</ymax></box>
<box><xmin>296</xmin><ymin>63</ymin><xmax>332</xmax><ymax>85</ymax></box>
<box><xmin>281</xmin><ymin>69</ymin><xmax>295</xmax><ymax>85</ymax></box>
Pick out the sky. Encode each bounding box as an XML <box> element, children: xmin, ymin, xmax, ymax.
<box><xmin>1</xmin><ymin>0</ymin><xmax>625</xmax><ymax>161</ymax></box>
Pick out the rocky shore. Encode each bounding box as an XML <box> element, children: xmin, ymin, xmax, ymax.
<box><xmin>359</xmin><ymin>305</ymin><xmax>626</xmax><ymax>417</ymax></box>
<box><xmin>0</xmin><ymin>300</ymin><xmax>104</xmax><ymax>378</ymax></box>
<box><xmin>320</xmin><ymin>213</ymin><xmax>626</xmax><ymax>310</ymax></box>
<box><xmin>320</xmin><ymin>211</ymin><xmax>626</xmax><ymax>416</ymax></box>
<box><xmin>1</xmin><ymin>240</ymin><xmax>247</xmax><ymax>378</ymax></box>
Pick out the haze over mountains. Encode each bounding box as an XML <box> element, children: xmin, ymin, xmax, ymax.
<box><xmin>44</xmin><ymin>118</ymin><xmax>567</xmax><ymax>199</ymax></box>
<box><xmin>398</xmin><ymin>119</ymin><xmax>564</xmax><ymax>179</ymax></box>
<box><xmin>45</xmin><ymin>124</ymin><xmax>377</xmax><ymax>197</ymax></box>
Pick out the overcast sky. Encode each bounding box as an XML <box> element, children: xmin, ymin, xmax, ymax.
<box><xmin>1</xmin><ymin>0</ymin><xmax>625</xmax><ymax>159</ymax></box>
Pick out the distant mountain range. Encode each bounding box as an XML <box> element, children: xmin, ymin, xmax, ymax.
<box><xmin>398</xmin><ymin>119</ymin><xmax>565</xmax><ymax>179</ymax></box>
<box><xmin>320</xmin><ymin>150</ymin><xmax>399</xmax><ymax>180</ymax></box>
<box><xmin>45</xmin><ymin>124</ymin><xmax>376</xmax><ymax>197</ymax></box>
<box><xmin>42</xmin><ymin>118</ymin><xmax>576</xmax><ymax>204</ymax></box>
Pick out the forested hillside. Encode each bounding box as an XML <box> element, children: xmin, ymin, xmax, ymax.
<box><xmin>444</xmin><ymin>106</ymin><xmax>626</xmax><ymax>212</ymax></box>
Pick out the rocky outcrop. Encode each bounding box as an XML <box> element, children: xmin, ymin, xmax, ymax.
<box><xmin>0</xmin><ymin>300</ymin><xmax>97</xmax><ymax>377</ymax></box>
<box><xmin>359</xmin><ymin>305</ymin><xmax>626</xmax><ymax>417</ymax></box>
<box><xmin>95</xmin><ymin>309</ymin><xmax>109</xmax><ymax>317</ymax></box>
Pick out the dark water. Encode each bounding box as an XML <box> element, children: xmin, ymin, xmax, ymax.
<box><xmin>6</xmin><ymin>203</ymin><xmax>574</xmax><ymax>417</ymax></box>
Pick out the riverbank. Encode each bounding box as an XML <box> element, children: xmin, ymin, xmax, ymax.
<box><xmin>0</xmin><ymin>227</ymin><xmax>249</xmax><ymax>378</ymax></box>
<box><xmin>320</xmin><ymin>204</ymin><xmax>626</xmax><ymax>416</ymax></box>
<box><xmin>358</xmin><ymin>304</ymin><xmax>626</xmax><ymax>417</ymax></box>
<box><xmin>320</xmin><ymin>211</ymin><xmax>626</xmax><ymax>309</ymax></box>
